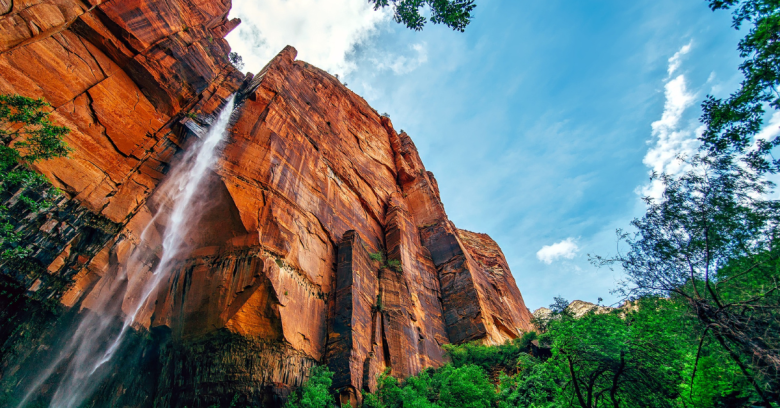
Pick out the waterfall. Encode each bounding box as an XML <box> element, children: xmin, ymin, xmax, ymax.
<box><xmin>16</xmin><ymin>95</ymin><xmax>237</xmax><ymax>408</ymax></box>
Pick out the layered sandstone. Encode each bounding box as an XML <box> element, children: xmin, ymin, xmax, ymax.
<box><xmin>0</xmin><ymin>1</ymin><xmax>534</xmax><ymax>406</ymax></box>
<box><xmin>0</xmin><ymin>0</ymin><xmax>242</xmax><ymax>302</ymax></box>
<box><xmin>0</xmin><ymin>0</ymin><xmax>242</xmax><ymax>405</ymax></box>
<box><xmin>139</xmin><ymin>46</ymin><xmax>534</xmax><ymax>405</ymax></box>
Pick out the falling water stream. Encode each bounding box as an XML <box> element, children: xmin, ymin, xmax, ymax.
<box><xmin>16</xmin><ymin>95</ymin><xmax>237</xmax><ymax>408</ymax></box>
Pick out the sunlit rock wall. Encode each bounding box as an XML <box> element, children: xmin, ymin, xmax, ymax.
<box><xmin>0</xmin><ymin>0</ymin><xmax>242</xmax><ymax>302</ymax></box>
<box><xmin>0</xmin><ymin>1</ymin><xmax>533</xmax><ymax>406</ymax></box>
<box><xmin>179</xmin><ymin>46</ymin><xmax>536</xmax><ymax>405</ymax></box>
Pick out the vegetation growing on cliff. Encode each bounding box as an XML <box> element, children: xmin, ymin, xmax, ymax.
<box><xmin>0</xmin><ymin>94</ymin><xmax>69</xmax><ymax>260</ymax></box>
<box><xmin>285</xmin><ymin>366</ymin><xmax>337</xmax><ymax>408</ymax></box>
<box><xmin>370</xmin><ymin>251</ymin><xmax>403</xmax><ymax>272</ymax></box>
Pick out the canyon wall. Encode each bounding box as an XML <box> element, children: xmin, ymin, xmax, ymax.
<box><xmin>0</xmin><ymin>1</ymin><xmax>533</xmax><ymax>407</ymax></box>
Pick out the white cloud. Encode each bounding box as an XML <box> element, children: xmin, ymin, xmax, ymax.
<box><xmin>751</xmin><ymin>112</ymin><xmax>780</xmax><ymax>200</ymax></box>
<box><xmin>641</xmin><ymin>43</ymin><xmax>700</xmax><ymax>199</ymax></box>
<box><xmin>369</xmin><ymin>42</ymin><xmax>429</xmax><ymax>75</ymax></box>
<box><xmin>226</xmin><ymin>0</ymin><xmax>391</xmax><ymax>76</ymax></box>
<box><xmin>536</xmin><ymin>238</ymin><xmax>580</xmax><ymax>264</ymax></box>
<box><xmin>754</xmin><ymin>111</ymin><xmax>780</xmax><ymax>142</ymax></box>
<box><xmin>667</xmin><ymin>40</ymin><xmax>692</xmax><ymax>76</ymax></box>
<box><xmin>643</xmin><ymin>75</ymin><xmax>698</xmax><ymax>174</ymax></box>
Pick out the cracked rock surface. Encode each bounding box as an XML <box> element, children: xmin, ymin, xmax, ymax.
<box><xmin>0</xmin><ymin>2</ymin><xmax>533</xmax><ymax>407</ymax></box>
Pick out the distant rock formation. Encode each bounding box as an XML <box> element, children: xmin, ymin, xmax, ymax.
<box><xmin>0</xmin><ymin>1</ymin><xmax>534</xmax><ymax>406</ymax></box>
<box><xmin>532</xmin><ymin>300</ymin><xmax>629</xmax><ymax>329</ymax></box>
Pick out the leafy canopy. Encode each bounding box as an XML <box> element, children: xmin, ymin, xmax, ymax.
<box><xmin>369</xmin><ymin>0</ymin><xmax>476</xmax><ymax>32</ymax></box>
<box><xmin>700</xmin><ymin>0</ymin><xmax>780</xmax><ymax>172</ymax></box>
<box><xmin>284</xmin><ymin>365</ymin><xmax>336</xmax><ymax>408</ymax></box>
<box><xmin>363</xmin><ymin>365</ymin><xmax>496</xmax><ymax>408</ymax></box>
<box><xmin>443</xmin><ymin>331</ymin><xmax>537</xmax><ymax>373</ymax></box>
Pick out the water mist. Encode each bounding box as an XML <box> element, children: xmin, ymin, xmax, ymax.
<box><xmin>16</xmin><ymin>95</ymin><xmax>237</xmax><ymax>408</ymax></box>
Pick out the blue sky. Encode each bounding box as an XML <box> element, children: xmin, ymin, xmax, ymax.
<box><xmin>227</xmin><ymin>0</ymin><xmax>749</xmax><ymax>310</ymax></box>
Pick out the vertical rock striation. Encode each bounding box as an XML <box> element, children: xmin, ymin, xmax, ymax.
<box><xmin>327</xmin><ymin>230</ymin><xmax>379</xmax><ymax>406</ymax></box>
<box><xmin>0</xmin><ymin>2</ymin><xmax>533</xmax><ymax>407</ymax></box>
<box><xmin>0</xmin><ymin>0</ymin><xmax>242</xmax><ymax>304</ymax></box>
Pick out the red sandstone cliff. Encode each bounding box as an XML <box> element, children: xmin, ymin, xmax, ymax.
<box><xmin>0</xmin><ymin>1</ymin><xmax>533</xmax><ymax>406</ymax></box>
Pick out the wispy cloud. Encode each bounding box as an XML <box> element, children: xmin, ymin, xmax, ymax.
<box><xmin>537</xmin><ymin>238</ymin><xmax>580</xmax><ymax>264</ymax></box>
<box><xmin>641</xmin><ymin>42</ymin><xmax>700</xmax><ymax>199</ymax></box>
<box><xmin>369</xmin><ymin>42</ymin><xmax>429</xmax><ymax>75</ymax></box>
<box><xmin>227</xmin><ymin>0</ymin><xmax>391</xmax><ymax>75</ymax></box>
<box><xmin>667</xmin><ymin>40</ymin><xmax>692</xmax><ymax>76</ymax></box>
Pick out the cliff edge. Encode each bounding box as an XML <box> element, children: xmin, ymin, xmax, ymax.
<box><xmin>0</xmin><ymin>1</ymin><xmax>533</xmax><ymax>407</ymax></box>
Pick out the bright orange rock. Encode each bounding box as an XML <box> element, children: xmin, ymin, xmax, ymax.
<box><xmin>1</xmin><ymin>1</ymin><xmax>535</xmax><ymax>405</ymax></box>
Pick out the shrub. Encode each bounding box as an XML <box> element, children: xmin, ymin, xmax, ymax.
<box><xmin>284</xmin><ymin>365</ymin><xmax>335</xmax><ymax>408</ymax></box>
<box><xmin>386</xmin><ymin>258</ymin><xmax>402</xmax><ymax>272</ymax></box>
<box><xmin>364</xmin><ymin>365</ymin><xmax>495</xmax><ymax>408</ymax></box>
<box><xmin>443</xmin><ymin>331</ymin><xmax>537</xmax><ymax>373</ymax></box>
<box><xmin>369</xmin><ymin>251</ymin><xmax>383</xmax><ymax>262</ymax></box>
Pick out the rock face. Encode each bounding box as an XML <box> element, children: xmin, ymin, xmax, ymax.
<box><xmin>532</xmin><ymin>300</ymin><xmax>615</xmax><ymax>327</ymax></box>
<box><xmin>0</xmin><ymin>0</ymin><xmax>242</xmax><ymax>304</ymax></box>
<box><xmin>0</xmin><ymin>1</ymin><xmax>534</xmax><ymax>407</ymax></box>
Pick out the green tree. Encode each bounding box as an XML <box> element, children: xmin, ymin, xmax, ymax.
<box><xmin>284</xmin><ymin>365</ymin><xmax>336</xmax><ymax>408</ymax></box>
<box><xmin>496</xmin><ymin>354</ymin><xmax>563</xmax><ymax>408</ymax></box>
<box><xmin>592</xmin><ymin>0</ymin><xmax>780</xmax><ymax>404</ymax></box>
<box><xmin>443</xmin><ymin>331</ymin><xmax>537</xmax><ymax>373</ymax></box>
<box><xmin>542</xmin><ymin>302</ymin><xmax>682</xmax><ymax>408</ymax></box>
<box><xmin>369</xmin><ymin>0</ymin><xmax>476</xmax><ymax>32</ymax></box>
<box><xmin>360</xmin><ymin>297</ymin><xmax>762</xmax><ymax>407</ymax></box>
<box><xmin>594</xmin><ymin>154</ymin><xmax>780</xmax><ymax>404</ymax></box>
<box><xmin>699</xmin><ymin>0</ymin><xmax>780</xmax><ymax>173</ymax></box>
<box><xmin>0</xmin><ymin>94</ymin><xmax>69</xmax><ymax>260</ymax></box>
<box><xmin>363</xmin><ymin>365</ymin><xmax>495</xmax><ymax>408</ymax></box>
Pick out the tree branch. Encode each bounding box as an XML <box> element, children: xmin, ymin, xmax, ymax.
<box><xmin>689</xmin><ymin>327</ymin><xmax>710</xmax><ymax>402</ymax></box>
